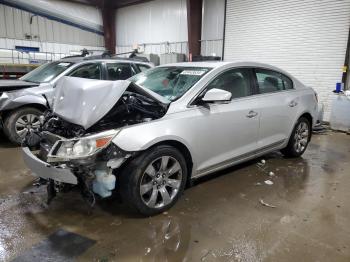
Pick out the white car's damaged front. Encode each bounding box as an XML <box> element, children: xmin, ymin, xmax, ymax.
<box><xmin>22</xmin><ymin>75</ymin><xmax>171</xmax><ymax>207</ymax></box>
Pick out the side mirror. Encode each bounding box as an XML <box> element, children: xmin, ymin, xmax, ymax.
<box><xmin>202</xmin><ymin>88</ymin><xmax>232</xmax><ymax>103</ymax></box>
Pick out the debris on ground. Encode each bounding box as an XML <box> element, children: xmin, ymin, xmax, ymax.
<box><xmin>268</xmin><ymin>171</ymin><xmax>275</xmax><ymax>177</ymax></box>
<box><xmin>111</xmin><ymin>219</ymin><xmax>122</xmax><ymax>226</ymax></box>
<box><xmin>264</xmin><ymin>180</ymin><xmax>274</xmax><ymax>185</ymax></box>
<box><xmin>201</xmin><ymin>249</ymin><xmax>212</xmax><ymax>261</ymax></box>
<box><xmin>254</xmin><ymin>182</ymin><xmax>262</xmax><ymax>186</ymax></box>
<box><xmin>256</xmin><ymin>159</ymin><xmax>266</xmax><ymax>169</ymax></box>
<box><xmin>312</xmin><ymin>124</ymin><xmax>329</xmax><ymax>134</ymax></box>
<box><xmin>280</xmin><ymin>215</ymin><xmax>295</xmax><ymax>224</ymax></box>
<box><xmin>259</xmin><ymin>199</ymin><xmax>277</xmax><ymax>208</ymax></box>
<box><xmin>145</xmin><ymin>247</ymin><xmax>151</xmax><ymax>255</ymax></box>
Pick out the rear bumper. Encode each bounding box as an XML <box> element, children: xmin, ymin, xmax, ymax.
<box><xmin>22</xmin><ymin>147</ymin><xmax>78</xmax><ymax>185</ymax></box>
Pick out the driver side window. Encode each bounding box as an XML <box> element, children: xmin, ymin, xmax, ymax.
<box><xmin>206</xmin><ymin>68</ymin><xmax>253</xmax><ymax>99</ymax></box>
<box><xmin>68</xmin><ymin>63</ymin><xmax>102</xmax><ymax>80</ymax></box>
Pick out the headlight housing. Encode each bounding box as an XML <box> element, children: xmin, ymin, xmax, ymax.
<box><xmin>49</xmin><ymin>129</ymin><xmax>120</xmax><ymax>160</ymax></box>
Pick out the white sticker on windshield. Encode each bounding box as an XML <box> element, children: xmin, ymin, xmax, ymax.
<box><xmin>58</xmin><ymin>62</ymin><xmax>71</xmax><ymax>67</ymax></box>
<box><xmin>180</xmin><ymin>70</ymin><xmax>206</xmax><ymax>76</ymax></box>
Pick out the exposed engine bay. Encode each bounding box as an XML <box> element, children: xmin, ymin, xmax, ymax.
<box><xmin>41</xmin><ymin>90</ymin><xmax>166</xmax><ymax>139</ymax></box>
<box><xmin>22</xmin><ymin>77</ymin><xmax>168</xmax><ymax>207</ymax></box>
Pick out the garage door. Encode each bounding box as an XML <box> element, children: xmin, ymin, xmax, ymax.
<box><xmin>224</xmin><ymin>0</ymin><xmax>350</xmax><ymax>120</ymax></box>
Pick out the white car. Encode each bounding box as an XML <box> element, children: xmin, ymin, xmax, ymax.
<box><xmin>22</xmin><ymin>61</ymin><xmax>318</xmax><ymax>216</ymax></box>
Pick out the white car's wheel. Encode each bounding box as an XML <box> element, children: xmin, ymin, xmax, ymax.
<box><xmin>3</xmin><ymin>107</ymin><xmax>43</xmax><ymax>145</ymax></box>
<box><xmin>281</xmin><ymin>117</ymin><xmax>311</xmax><ymax>157</ymax></box>
<box><xmin>120</xmin><ymin>145</ymin><xmax>187</xmax><ymax>216</ymax></box>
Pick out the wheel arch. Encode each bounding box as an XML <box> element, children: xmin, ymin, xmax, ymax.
<box><xmin>1</xmin><ymin>103</ymin><xmax>46</xmax><ymax>120</ymax></box>
<box><xmin>299</xmin><ymin>112</ymin><xmax>313</xmax><ymax>126</ymax></box>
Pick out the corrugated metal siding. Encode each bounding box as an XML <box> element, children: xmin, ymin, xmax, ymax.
<box><xmin>224</xmin><ymin>0</ymin><xmax>350</xmax><ymax>120</ymax></box>
<box><xmin>0</xmin><ymin>4</ymin><xmax>104</xmax><ymax>51</ymax></box>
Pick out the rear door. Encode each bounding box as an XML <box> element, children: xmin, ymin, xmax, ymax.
<box><xmin>253</xmin><ymin>68</ymin><xmax>299</xmax><ymax>149</ymax></box>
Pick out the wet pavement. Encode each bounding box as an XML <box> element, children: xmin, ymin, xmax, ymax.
<box><xmin>0</xmin><ymin>131</ymin><xmax>350</xmax><ymax>261</ymax></box>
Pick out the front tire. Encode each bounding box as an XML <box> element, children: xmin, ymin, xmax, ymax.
<box><xmin>120</xmin><ymin>145</ymin><xmax>187</xmax><ymax>216</ymax></box>
<box><xmin>3</xmin><ymin>107</ymin><xmax>43</xmax><ymax>145</ymax></box>
<box><xmin>281</xmin><ymin>117</ymin><xmax>311</xmax><ymax>157</ymax></box>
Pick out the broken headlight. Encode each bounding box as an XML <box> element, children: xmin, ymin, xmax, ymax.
<box><xmin>49</xmin><ymin>129</ymin><xmax>120</xmax><ymax>159</ymax></box>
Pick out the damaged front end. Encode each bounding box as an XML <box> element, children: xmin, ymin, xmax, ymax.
<box><xmin>22</xmin><ymin>77</ymin><xmax>168</xmax><ymax>206</ymax></box>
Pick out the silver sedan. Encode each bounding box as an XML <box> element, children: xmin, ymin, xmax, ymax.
<box><xmin>23</xmin><ymin>62</ymin><xmax>318</xmax><ymax>216</ymax></box>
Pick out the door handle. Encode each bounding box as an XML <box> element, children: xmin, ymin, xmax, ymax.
<box><xmin>246</xmin><ymin>110</ymin><xmax>258</xmax><ymax>118</ymax></box>
<box><xmin>289</xmin><ymin>100</ymin><xmax>298</xmax><ymax>107</ymax></box>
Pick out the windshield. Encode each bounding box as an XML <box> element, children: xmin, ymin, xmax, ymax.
<box><xmin>21</xmin><ymin>61</ymin><xmax>73</xmax><ymax>83</ymax></box>
<box><xmin>129</xmin><ymin>66</ymin><xmax>211</xmax><ymax>101</ymax></box>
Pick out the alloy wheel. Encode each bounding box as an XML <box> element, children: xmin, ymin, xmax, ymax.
<box><xmin>294</xmin><ymin>121</ymin><xmax>309</xmax><ymax>153</ymax></box>
<box><xmin>140</xmin><ymin>156</ymin><xmax>182</xmax><ymax>209</ymax></box>
<box><xmin>15</xmin><ymin>114</ymin><xmax>41</xmax><ymax>138</ymax></box>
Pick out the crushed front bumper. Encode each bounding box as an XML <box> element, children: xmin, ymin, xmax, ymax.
<box><xmin>22</xmin><ymin>147</ymin><xmax>78</xmax><ymax>185</ymax></box>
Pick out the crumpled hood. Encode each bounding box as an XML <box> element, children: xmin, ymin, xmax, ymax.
<box><xmin>0</xmin><ymin>80</ymin><xmax>39</xmax><ymax>92</ymax></box>
<box><xmin>52</xmin><ymin>77</ymin><xmax>131</xmax><ymax>129</ymax></box>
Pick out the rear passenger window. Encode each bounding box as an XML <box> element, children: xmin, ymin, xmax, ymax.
<box><xmin>206</xmin><ymin>68</ymin><xmax>252</xmax><ymax>99</ymax></box>
<box><xmin>69</xmin><ymin>63</ymin><xmax>102</xmax><ymax>79</ymax></box>
<box><xmin>136</xmin><ymin>64</ymin><xmax>151</xmax><ymax>72</ymax></box>
<box><xmin>255</xmin><ymin>69</ymin><xmax>293</xmax><ymax>94</ymax></box>
<box><xmin>106</xmin><ymin>63</ymin><xmax>135</xmax><ymax>80</ymax></box>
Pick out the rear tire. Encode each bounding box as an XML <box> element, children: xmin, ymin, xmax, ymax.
<box><xmin>119</xmin><ymin>145</ymin><xmax>187</xmax><ymax>216</ymax></box>
<box><xmin>281</xmin><ymin>117</ymin><xmax>311</xmax><ymax>158</ymax></box>
<box><xmin>3</xmin><ymin>107</ymin><xmax>43</xmax><ymax>145</ymax></box>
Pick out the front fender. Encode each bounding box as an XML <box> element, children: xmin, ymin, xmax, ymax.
<box><xmin>111</xmin><ymin>121</ymin><xmax>197</xmax><ymax>170</ymax></box>
<box><xmin>0</xmin><ymin>92</ymin><xmax>47</xmax><ymax>111</ymax></box>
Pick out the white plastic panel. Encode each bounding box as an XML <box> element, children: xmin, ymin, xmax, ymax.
<box><xmin>224</xmin><ymin>0</ymin><xmax>350</xmax><ymax>120</ymax></box>
<box><xmin>202</xmin><ymin>0</ymin><xmax>225</xmax><ymax>41</ymax></box>
<box><xmin>116</xmin><ymin>0</ymin><xmax>188</xmax><ymax>46</ymax></box>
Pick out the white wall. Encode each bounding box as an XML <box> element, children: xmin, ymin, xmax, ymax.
<box><xmin>7</xmin><ymin>0</ymin><xmax>103</xmax><ymax>32</ymax></box>
<box><xmin>29</xmin><ymin>0</ymin><xmax>103</xmax><ymax>27</ymax></box>
<box><xmin>115</xmin><ymin>0</ymin><xmax>188</xmax><ymax>55</ymax></box>
<box><xmin>224</xmin><ymin>0</ymin><xmax>350</xmax><ymax>121</ymax></box>
<box><xmin>0</xmin><ymin>3</ymin><xmax>105</xmax><ymax>62</ymax></box>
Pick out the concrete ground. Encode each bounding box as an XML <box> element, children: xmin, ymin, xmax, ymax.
<box><xmin>0</xmin><ymin>131</ymin><xmax>349</xmax><ymax>262</ymax></box>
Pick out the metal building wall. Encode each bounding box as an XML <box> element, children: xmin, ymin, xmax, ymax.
<box><xmin>25</xmin><ymin>0</ymin><xmax>103</xmax><ymax>29</ymax></box>
<box><xmin>115</xmin><ymin>0</ymin><xmax>188</xmax><ymax>55</ymax></box>
<box><xmin>0</xmin><ymin>3</ymin><xmax>105</xmax><ymax>62</ymax></box>
<box><xmin>201</xmin><ymin>0</ymin><xmax>225</xmax><ymax>57</ymax></box>
<box><xmin>224</xmin><ymin>0</ymin><xmax>350</xmax><ymax>121</ymax></box>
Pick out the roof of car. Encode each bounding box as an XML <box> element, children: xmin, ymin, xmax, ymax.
<box><xmin>159</xmin><ymin>61</ymin><xmax>231</xmax><ymax>68</ymax></box>
<box><xmin>58</xmin><ymin>57</ymin><xmax>152</xmax><ymax>65</ymax></box>
<box><xmin>160</xmin><ymin>61</ymin><xmax>291</xmax><ymax>76</ymax></box>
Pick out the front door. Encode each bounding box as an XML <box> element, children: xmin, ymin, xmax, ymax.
<box><xmin>191</xmin><ymin>68</ymin><xmax>260</xmax><ymax>174</ymax></box>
